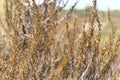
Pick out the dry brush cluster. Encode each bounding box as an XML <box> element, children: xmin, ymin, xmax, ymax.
<box><xmin>0</xmin><ymin>0</ymin><xmax>120</xmax><ymax>80</ymax></box>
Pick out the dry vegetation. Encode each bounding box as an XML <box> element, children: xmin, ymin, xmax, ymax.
<box><xmin>0</xmin><ymin>0</ymin><xmax>120</xmax><ymax>80</ymax></box>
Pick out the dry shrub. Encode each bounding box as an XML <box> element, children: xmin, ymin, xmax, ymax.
<box><xmin>0</xmin><ymin>0</ymin><xmax>120</xmax><ymax>80</ymax></box>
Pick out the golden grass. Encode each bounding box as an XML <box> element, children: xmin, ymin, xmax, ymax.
<box><xmin>0</xmin><ymin>0</ymin><xmax>120</xmax><ymax>80</ymax></box>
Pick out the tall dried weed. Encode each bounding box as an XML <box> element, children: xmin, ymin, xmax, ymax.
<box><xmin>0</xmin><ymin>0</ymin><xmax>120</xmax><ymax>80</ymax></box>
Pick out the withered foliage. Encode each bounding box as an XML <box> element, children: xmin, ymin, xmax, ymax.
<box><xmin>0</xmin><ymin>0</ymin><xmax>120</xmax><ymax>80</ymax></box>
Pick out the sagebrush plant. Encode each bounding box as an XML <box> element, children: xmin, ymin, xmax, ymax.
<box><xmin>0</xmin><ymin>0</ymin><xmax>120</xmax><ymax>80</ymax></box>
